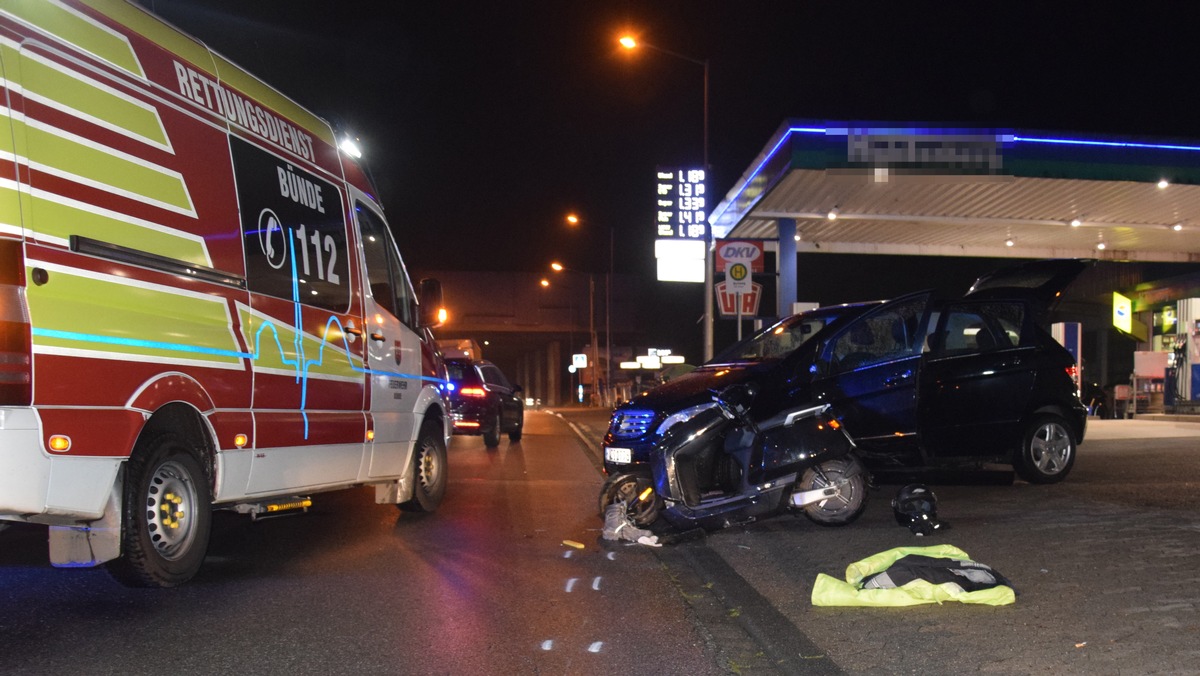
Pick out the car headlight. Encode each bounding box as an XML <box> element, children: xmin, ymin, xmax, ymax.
<box><xmin>655</xmin><ymin>402</ymin><xmax>718</xmax><ymax>436</ymax></box>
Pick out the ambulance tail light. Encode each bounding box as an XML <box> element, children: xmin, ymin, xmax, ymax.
<box><xmin>459</xmin><ymin>386</ymin><xmax>487</xmax><ymax>398</ymax></box>
<box><xmin>0</xmin><ymin>238</ymin><xmax>30</xmax><ymax>406</ymax></box>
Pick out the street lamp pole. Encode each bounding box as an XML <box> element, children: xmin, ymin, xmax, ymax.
<box><xmin>620</xmin><ymin>36</ymin><xmax>714</xmax><ymax>361</ymax></box>
<box><xmin>567</xmin><ymin>214</ymin><xmax>614</xmax><ymax>406</ymax></box>
<box><xmin>606</xmin><ymin>226</ymin><xmax>613</xmax><ymax>404</ymax></box>
<box><xmin>552</xmin><ymin>260</ymin><xmax>600</xmax><ymax>406</ymax></box>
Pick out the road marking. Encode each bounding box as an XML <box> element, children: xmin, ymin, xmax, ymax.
<box><xmin>540</xmin><ymin>640</ymin><xmax>553</xmax><ymax>651</ymax></box>
<box><xmin>592</xmin><ymin>576</ymin><xmax>602</xmax><ymax>591</ymax></box>
<box><xmin>565</xmin><ymin>578</ymin><xmax>578</xmax><ymax>592</ymax></box>
<box><xmin>587</xmin><ymin>642</ymin><xmax>603</xmax><ymax>653</ymax></box>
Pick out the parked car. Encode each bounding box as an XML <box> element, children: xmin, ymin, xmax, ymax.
<box><xmin>446</xmin><ymin>359</ymin><xmax>524</xmax><ymax>447</ymax></box>
<box><xmin>604</xmin><ymin>259</ymin><xmax>1089</xmax><ymax>485</ymax></box>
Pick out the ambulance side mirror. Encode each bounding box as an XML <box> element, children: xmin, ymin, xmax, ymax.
<box><xmin>417</xmin><ymin>278</ymin><xmax>444</xmax><ymax>328</ymax></box>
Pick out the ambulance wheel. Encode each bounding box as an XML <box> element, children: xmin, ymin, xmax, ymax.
<box><xmin>483</xmin><ymin>412</ymin><xmax>501</xmax><ymax>447</ymax></box>
<box><xmin>400</xmin><ymin>421</ymin><xmax>448</xmax><ymax>512</ymax></box>
<box><xmin>598</xmin><ymin>473</ymin><xmax>660</xmax><ymax>527</ymax></box>
<box><xmin>797</xmin><ymin>457</ymin><xmax>868</xmax><ymax>527</ymax></box>
<box><xmin>107</xmin><ymin>433</ymin><xmax>212</xmax><ymax>588</ymax></box>
<box><xmin>1015</xmin><ymin>413</ymin><xmax>1075</xmax><ymax>484</ymax></box>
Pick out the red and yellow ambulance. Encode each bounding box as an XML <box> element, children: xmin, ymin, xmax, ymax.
<box><xmin>0</xmin><ymin>0</ymin><xmax>450</xmax><ymax>586</ymax></box>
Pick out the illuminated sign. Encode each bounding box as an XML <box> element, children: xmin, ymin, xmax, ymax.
<box><xmin>716</xmin><ymin>239</ymin><xmax>765</xmax><ymax>273</ymax></box>
<box><xmin>1113</xmin><ymin>292</ymin><xmax>1132</xmax><ymax>334</ymax></box>
<box><xmin>656</xmin><ymin>167</ymin><xmax>707</xmax><ymax>240</ymax></box>
<box><xmin>655</xmin><ymin>238</ymin><xmax>705</xmax><ymax>283</ymax></box>
<box><xmin>843</xmin><ymin>129</ymin><xmax>1006</xmax><ymax>176</ymax></box>
<box><xmin>1162</xmin><ymin>306</ymin><xmax>1177</xmax><ymax>334</ymax></box>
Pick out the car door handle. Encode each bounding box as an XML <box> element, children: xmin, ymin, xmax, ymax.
<box><xmin>370</xmin><ymin>332</ymin><xmax>386</xmax><ymax>342</ymax></box>
<box><xmin>344</xmin><ymin>325</ymin><xmax>363</xmax><ymax>337</ymax></box>
<box><xmin>884</xmin><ymin>370</ymin><xmax>914</xmax><ymax>386</ymax></box>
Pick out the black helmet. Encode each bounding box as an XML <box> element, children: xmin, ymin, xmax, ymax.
<box><xmin>892</xmin><ymin>484</ymin><xmax>946</xmax><ymax>536</ymax></box>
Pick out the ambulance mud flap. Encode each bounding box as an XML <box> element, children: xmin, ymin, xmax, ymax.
<box><xmin>48</xmin><ymin>474</ymin><xmax>123</xmax><ymax>567</ymax></box>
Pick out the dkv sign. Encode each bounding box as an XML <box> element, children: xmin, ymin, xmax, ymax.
<box><xmin>716</xmin><ymin>239</ymin><xmax>765</xmax><ymax>317</ymax></box>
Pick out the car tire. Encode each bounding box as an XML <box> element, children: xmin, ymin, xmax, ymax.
<box><xmin>598</xmin><ymin>473</ymin><xmax>660</xmax><ymax>527</ymax></box>
<box><xmin>1015</xmin><ymin>413</ymin><xmax>1076</xmax><ymax>484</ymax></box>
<box><xmin>106</xmin><ymin>432</ymin><xmax>212</xmax><ymax>588</ymax></box>
<box><xmin>400</xmin><ymin>420</ymin><xmax>448</xmax><ymax>512</ymax></box>
<box><xmin>508</xmin><ymin>409</ymin><xmax>524</xmax><ymax>442</ymax></box>
<box><xmin>482</xmin><ymin>411</ymin><xmax>501</xmax><ymax>447</ymax></box>
<box><xmin>797</xmin><ymin>456</ymin><xmax>868</xmax><ymax>527</ymax></box>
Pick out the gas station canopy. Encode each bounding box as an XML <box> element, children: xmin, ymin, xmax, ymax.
<box><xmin>710</xmin><ymin>122</ymin><xmax>1200</xmax><ymax>262</ymax></box>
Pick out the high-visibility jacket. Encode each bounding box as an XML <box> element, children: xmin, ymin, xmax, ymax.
<box><xmin>811</xmin><ymin>545</ymin><xmax>1016</xmax><ymax>607</ymax></box>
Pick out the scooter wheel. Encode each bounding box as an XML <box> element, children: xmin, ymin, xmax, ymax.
<box><xmin>598</xmin><ymin>474</ymin><xmax>661</xmax><ymax>527</ymax></box>
<box><xmin>797</xmin><ymin>457</ymin><xmax>869</xmax><ymax>527</ymax></box>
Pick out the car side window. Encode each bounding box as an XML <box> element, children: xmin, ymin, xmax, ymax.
<box><xmin>930</xmin><ymin>302</ymin><xmax>1025</xmax><ymax>356</ymax></box>
<box><xmin>480</xmin><ymin>365</ymin><xmax>512</xmax><ymax>390</ymax></box>
<box><xmin>827</xmin><ymin>297</ymin><xmax>927</xmax><ymax>373</ymax></box>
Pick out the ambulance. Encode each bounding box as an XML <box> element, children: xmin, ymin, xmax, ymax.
<box><xmin>0</xmin><ymin>0</ymin><xmax>451</xmax><ymax>587</ymax></box>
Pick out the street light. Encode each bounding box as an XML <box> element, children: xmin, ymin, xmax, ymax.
<box><xmin>618</xmin><ymin>33</ymin><xmax>714</xmax><ymax>361</ymax></box>
<box><xmin>548</xmin><ymin>261</ymin><xmax>600</xmax><ymax>406</ymax></box>
<box><xmin>564</xmin><ymin>213</ymin><xmax>613</xmax><ymax>404</ymax></box>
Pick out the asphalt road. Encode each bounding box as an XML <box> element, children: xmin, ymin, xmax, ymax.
<box><xmin>4</xmin><ymin>412</ymin><xmax>1200</xmax><ymax>675</ymax></box>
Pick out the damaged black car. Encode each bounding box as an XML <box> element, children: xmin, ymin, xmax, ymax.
<box><xmin>602</xmin><ymin>259</ymin><xmax>1089</xmax><ymax>526</ymax></box>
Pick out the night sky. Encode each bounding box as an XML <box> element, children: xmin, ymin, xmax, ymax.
<box><xmin>140</xmin><ymin>1</ymin><xmax>1200</xmax><ymax>357</ymax></box>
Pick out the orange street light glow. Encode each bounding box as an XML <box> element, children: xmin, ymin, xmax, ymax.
<box><xmin>551</xmin><ymin>262</ymin><xmax>564</xmax><ymax>272</ymax></box>
<box><xmin>619</xmin><ymin>35</ymin><xmax>637</xmax><ymax>49</ymax></box>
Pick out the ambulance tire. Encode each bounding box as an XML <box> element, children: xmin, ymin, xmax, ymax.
<box><xmin>797</xmin><ymin>456</ymin><xmax>869</xmax><ymax>527</ymax></box>
<box><xmin>107</xmin><ymin>433</ymin><xmax>212</xmax><ymax>588</ymax></box>
<box><xmin>483</xmin><ymin>412</ymin><xmax>501</xmax><ymax>447</ymax></box>
<box><xmin>400</xmin><ymin>421</ymin><xmax>448</xmax><ymax>513</ymax></box>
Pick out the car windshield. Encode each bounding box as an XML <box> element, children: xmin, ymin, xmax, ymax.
<box><xmin>712</xmin><ymin>307</ymin><xmax>864</xmax><ymax>364</ymax></box>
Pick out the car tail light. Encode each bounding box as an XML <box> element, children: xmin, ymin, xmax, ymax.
<box><xmin>0</xmin><ymin>238</ymin><xmax>30</xmax><ymax>406</ymax></box>
<box><xmin>459</xmin><ymin>386</ymin><xmax>487</xmax><ymax>398</ymax></box>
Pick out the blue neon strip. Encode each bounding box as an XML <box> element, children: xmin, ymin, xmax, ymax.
<box><xmin>1012</xmin><ymin>135</ymin><xmax>1200</xmax><ymax>152</ymax></box>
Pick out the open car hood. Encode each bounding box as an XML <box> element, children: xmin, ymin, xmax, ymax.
<box><xmin>964</xmin><ymin>259</ymin><xmax>1091</xmax><ymax>309</ymax></box>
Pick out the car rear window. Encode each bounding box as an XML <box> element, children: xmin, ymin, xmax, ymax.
<box><xmin>446</xmin><ymin>361</ymin><xmax>479</xmax><ymax>384</ymax></box>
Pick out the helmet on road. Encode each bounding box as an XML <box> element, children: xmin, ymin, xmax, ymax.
<box><xmin>892</xmin><ymin>484</ymin><xmax>946</xmax><ymax>536</ymax></box>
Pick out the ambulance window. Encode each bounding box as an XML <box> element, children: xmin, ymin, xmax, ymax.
<box><xmin>357</xmin><ymin>204</ymin><xmax>415</xmax><ymax>327</ymax></box>
<box><xmin>234</xmin><ymin>137</ymin><xmax>350</xmax><ymax>312</ymax></box>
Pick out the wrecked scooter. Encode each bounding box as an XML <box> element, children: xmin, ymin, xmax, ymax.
<box><xmin>599</xmin><ymin>383</ymin><xmax>869</xmax><ymax>532</ymax></box>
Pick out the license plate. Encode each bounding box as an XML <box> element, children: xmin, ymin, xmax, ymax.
<box><xmin>604</xmin><ymin>447</ymin><xmax>632</xmax><ymax>464</ymax></box>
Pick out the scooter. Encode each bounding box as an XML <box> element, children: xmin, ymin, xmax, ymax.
<box><xmin>599</xmin><ymin>383</ymin><xmax>870</xmax><ymax>532</ymax></box>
